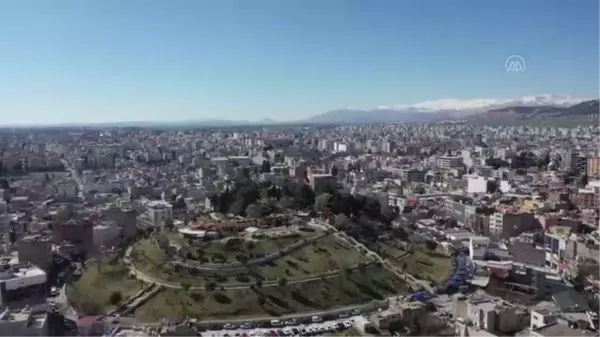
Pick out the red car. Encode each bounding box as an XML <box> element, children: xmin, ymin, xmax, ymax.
<box><xmin>269</xmin><ymin>330</ymin><xmax>278</xmax><ymax>336</ymax></box>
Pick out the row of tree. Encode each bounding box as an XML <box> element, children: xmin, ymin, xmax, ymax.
<box><xmin>209</xmin><ymin>179</ymin><xmax>316</xmax><ymax>216</ymax></box>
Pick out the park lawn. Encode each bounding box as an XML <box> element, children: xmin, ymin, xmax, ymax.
<box><xmin>186</xmin><ymin>235</ymin><xmax>305</xmax><ymax>263</ymax></box>
<box><xmin>372</xmin><ymin>239</ymin><xmax>409</xmax><ymax>261</ymax></box>
<box><xmin>130</xmin><ymin>234</ymin><xmax>334</xmax><ymax>287</ymax></box>
<box><xmin>400</xmin><ymin>245</ymin><xmax>452</xmax><ymax>284</ymax></box>
<box><xmin>68</xmin><ymin>257</ymin><xmax>143</xmax><ymax>315</ymax></box>
<box><xmin>130</xmin><ymin>237</ymin><xmax>203</xmax><ymax>286</ymax></box>
<box><xmin>134</xmin><ymin>266</ymin><xmax>408</xmax><ymax>322</ymax></box>
<box><xmin>130</xmin><ymin>238</ymin><xmax>168</xmax><ymax>274</ymax></box>
<box><xmin>255</xmin><ymin>236</ymin><xmax>366</xmax><ymax>280</ymax></box>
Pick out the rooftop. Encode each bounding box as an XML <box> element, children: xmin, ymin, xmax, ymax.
<box><xmin>533</xmin><ymin>322</ymin><xmax>594</xmax><ymax>337</ymax></box>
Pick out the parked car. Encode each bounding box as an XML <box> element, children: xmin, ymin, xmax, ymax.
<box><xmin>241</xmin><ymin>323</ymin><xmax>253</xmax><ymax>329</ymax></box>
<box><xmin>311</xmin><ymin>316</ymin><xmax>322</xmax><ymax>323</ymax></box>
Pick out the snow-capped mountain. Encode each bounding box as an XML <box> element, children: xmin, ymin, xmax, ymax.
<box><xmin>376</xmin><ymin>94</ymin><xmax>584</xmax><ymax>112</ymax></box>
<box><xmin>304</xmin><ymin>94</ymin><xmax>589</xmax><ymax>124</ymax></box>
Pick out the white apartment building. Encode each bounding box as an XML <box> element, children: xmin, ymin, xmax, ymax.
<box><xmin>0</xmin><ymin>306</ymin><xmax>48</xmax><ymax>336</ymax></box>
<box><xmin>464</xmin><ymin>174</ymin><xmax>488</xmax><ymax>194</ymax></box>
<box><xmin>0</xmin><ymin>256</ymin><xmax>47</xmax><ymax>306</ymax></box>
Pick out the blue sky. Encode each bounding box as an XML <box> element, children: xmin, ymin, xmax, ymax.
<box><xmin>0</xmin><ymin>0</ymin><xmax>598</xmax><ymax>124</ymax></box>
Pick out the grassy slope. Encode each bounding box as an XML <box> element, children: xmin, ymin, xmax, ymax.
<box><xmin>134</xmin><ymin>266</ymin><xmax>408</xmax><ymax>322</ymax></box>
<box><xmin>68</xmin><ymin>257</ymin><xmax>144</xmax><ymax>314</ymax></box>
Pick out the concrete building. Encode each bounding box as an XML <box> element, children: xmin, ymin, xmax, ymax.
<box><xmin>308</xmin><ymin>173</ymin><xmax>337</xmax><ymax>193</ymax></box>
<box><xmin>437</xmin><ymin>156</ymin><xmax>464</xmax><ymax>170</ymax></box>
<box><xmin>558</xmin><ymin>150</ymin><xmax>577</xmax><ymax>173</ymax></box>
<box><xmin>399</xmin><ymin>168</ymin><xmax>426</xmax><ymax>183</ymax></box>
<box><xmin>142</xmin><ymin>200</ymin><xmax>173</xmax><ymax>230</ymax></box>
<box><xmin>542</xmin><ymin>227</ymin><xmax>591</xmax><ymax>272</ymax></box>
<box><xmin>93</xmin><ymin>223</ymin><xmax>120</xmax><ymax>249</ymax></box>
<box><xmin>370</xmin><ymin>300</ymin><xmax>428</xmax><ymax>331</ymax></box>
<box><xmin>0</xmin><ymin>257</ymin><xmax>47</xmax><ymax>307</ymax></box>
<box><xmin>586</xmin><ymin>157</ymin><xmax>600</xmax><ymax>177</ymax></box>
<box><xmin>104</xmin><ymin>206</ymin><xmax>138</xmax><ymax>240</ymax></box>
<box><xmin>453</xmin><ymin>294</ymin><xmax>521</xmax><ymax>336</ymax></box>
<box><xmin>0</xmin><ymin>306</ymin><xmax>48</xmax><ymax>336</ymax></box>
<box><xmin>444</xmin><ymin>196</ymin><xmax>477</xmax><ymax>226</ymax></box>
<box><xmin>464</xmin><ymin>175</ymin><xmax>488</xmax><ymax>194</ymax></box>
<box><xmin>52</xmin><ymin>218</ymin><xmax>94</xmax><ymax>258</ymax></box>
<box><xmin>17</xmin><ymin>234</ymin><xmax>52</xmax><ymax>270</ymax></box>
<box><xmin>489</xmin><ymin>212</ymin><xmax>538</xmax><ymax>238</ymax></box>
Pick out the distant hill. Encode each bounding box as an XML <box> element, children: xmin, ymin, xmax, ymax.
<box><xmin>469</xmin><ymin>99</ymin><xmax>599</xmax><ymax>122</ymax></box>
<box><xmin>560</xmin><ymin>99</ymin><xmax>600</xmax><ymax>116</ymax></box>
<box><xmin>300</xmin><ymin>94</ymin><xmax>592</xmax><ymax>125</ymax></box>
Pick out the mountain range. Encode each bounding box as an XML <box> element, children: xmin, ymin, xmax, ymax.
<box><xmin>302</xmin><ymin>94</ymin><xmax>598</xmax><ymax>124</ymax></box>
<box><xmin>8</xmin><ymin>94</ymin><xmax>595</xmax><ymax>128</ymax></box>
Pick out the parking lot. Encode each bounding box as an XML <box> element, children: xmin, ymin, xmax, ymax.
<box><xmin>200</xmin><ymin>315</ymin><xmax>367</xmax><ymax>337</ymax></box>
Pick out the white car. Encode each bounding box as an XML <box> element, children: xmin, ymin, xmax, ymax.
<box><xmin>343</xmin><ymin>321</ymin><xmax>352</xmax><ymax>328</ymax></box>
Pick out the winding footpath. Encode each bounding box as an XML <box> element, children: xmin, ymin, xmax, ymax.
<box><xmin>125</xmin><ymin>246</ymin><xmax>375</xmax><ymax>290</ymax></box>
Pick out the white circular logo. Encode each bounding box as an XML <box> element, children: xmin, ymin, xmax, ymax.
<box><xmin>505</xmin><ymin>55</ymin><xmax>526</xmax><ymax>73</ymax></box>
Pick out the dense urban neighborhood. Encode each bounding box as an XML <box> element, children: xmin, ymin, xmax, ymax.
<box><xmin>0</xmin><ymin>120</ymin><xmax>597</xmax><ymax>337</ymax></box>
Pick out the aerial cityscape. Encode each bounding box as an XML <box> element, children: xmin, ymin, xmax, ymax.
<box><xmin>0</xmin><ymin>1</ymin><xmax>599</xmax><ymax>337</ymax></box>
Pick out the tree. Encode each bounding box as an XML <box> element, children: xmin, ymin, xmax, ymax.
<box><xmin>277</xmin><ymin>196</ymin><xmax>297</xmax><ymax>210</ymax></box>
<box><xmin>278</xmin><ymin>277</ymin><xmax>288</xmax><ymax>287</ymax></box>
<box><xmin>164</xmin><ymin>218</ymin><xmax>174</xmax><ymax>230</ymax></box>
<box><xmin>181</xmin><ymin>282</ymin><xmax>191</xmax><ymax>293</ymax></box>
<box><xmin>314</xmin><ymin>193</ymin><xmax>332</xmax><ymax>213</ymax></box>
<box><xmin>579</xmin><ymin>174</ymin><xmax>589</xmax><ymax>188</ymax></box>
<box><xmin>391</xmin><ymin>227</ymin><xmax>409</xmax><ymax>241</ymax></box>
<box><xmin>205</xmin><ymin>282</ymin><xmax>217</xmax><ymax>291</ymax></box>
<box><xmin>381</xmin><ymin>206</ymin><xmax>397</xmax><ymax>223</ymax></box>
<box><xmin>334</xmin><ymin>213</ymin><xmax>351</xmax><ymax>229</ymax></box>
<box><xmin>425</xmin><ymin>240</ymin><xmax>438</xmax><ymax>251</ymax></box>
<box><xmin>255</xmin><ymin>280</ymin><xmax>263</xmax><ymax>288</ymax></box>
<box><xmin>157</xmin><ymin>234</ymin><xmax>169</xmax><ymax>250</ymax></box>
<box><xmin>486</xmin><ymin>180</ymin><xmax>498</xmax><ymax>193</ymax></box>
<box><xmin>245</xmin><ymin>203</ymin><xmax>263</xmax><ymax>218</ymax></box>
<box><xmin>357</xmin><ymin>262</ymin><xmax>367</xmax><ymax>274</ymax></box>
<box><xmin>109</xmin><ymin>291</ymin><xmax>123</xmax><ymax>305</ymax></box>
<box><xmin>261</xmin><ymin>160</ymin><xmax>271</xmax><ymax>173</ymax></box>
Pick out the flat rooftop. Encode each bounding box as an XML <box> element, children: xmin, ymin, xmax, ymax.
<box><xmin>509</xmin><ymin>242</ymin><xmax>545</xmax><ymax>266</ymax></box>
<box><xmin>533</xmin><ymin>322</ymin><xmax>594</xmax><ymax>337</ymax></box>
